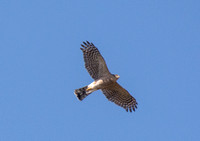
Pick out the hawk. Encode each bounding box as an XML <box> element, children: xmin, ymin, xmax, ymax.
<box><xmin>74</xmin><ymin>41</ymin><xmax>138</xmax><ymax>112</ymax></box>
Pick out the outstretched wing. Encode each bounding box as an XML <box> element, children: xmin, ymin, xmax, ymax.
<box><xmin>80</xmin><ymin>41</ymin><xmax>110</xmax><ymax>80</ymax></box>
<box><xmin>101</xmin><ymin>82</ymin><xmax>138</xmax><ymax>112</ymax></box>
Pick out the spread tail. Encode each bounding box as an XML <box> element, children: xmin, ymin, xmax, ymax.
<box><xmin>74</xmin><ymin>86</ymin><xmax>91</xmax><ymax>101</ymax></box>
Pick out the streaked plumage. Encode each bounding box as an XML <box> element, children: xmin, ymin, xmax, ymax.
<box><xmin>74</xmin><ymin>41</ymin><xmax>138</xmax><ymax>112</ymax></box>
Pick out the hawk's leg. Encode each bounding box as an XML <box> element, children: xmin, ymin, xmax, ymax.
<box><xmin>74</xmin><ymin>80</ymin><xmax>102</xmax><ymax>101</ymax></box>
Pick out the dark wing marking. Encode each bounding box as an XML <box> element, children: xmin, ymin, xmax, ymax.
<box><xmin>80</xmin><ymin>41</ymin><xmax>110</xmax><ymax>80</ymax></box>
<box><xmin>101</xmin><ymin>82</ymin><xmax>138</xmax><ymax>112</ymax></box>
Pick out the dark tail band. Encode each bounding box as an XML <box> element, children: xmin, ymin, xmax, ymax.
<box><xmin>74</xmin><ymin>86</ymin><xmax>88</xmax><ymax>101</ymax></box>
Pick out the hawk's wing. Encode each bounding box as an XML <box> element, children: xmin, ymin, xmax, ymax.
<box><xmin>80</xmin><ymin>41</ymin><xmax>110</xmax><ymax>80</ymax></box>
<box><xmin>101</xmin><ymin>82</ymin><xmax>138</xmax><ymax>112</ymax></box>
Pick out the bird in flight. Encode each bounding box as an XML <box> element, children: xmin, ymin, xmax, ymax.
<box><xmin>74</xmin><ymin>41</ymin><xmax>138</xmax><ymax>112</ymax></box>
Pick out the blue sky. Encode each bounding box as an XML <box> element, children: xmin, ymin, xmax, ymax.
<box><xmin>0</xmin><ymin>0</ymin><xmax>200</xmax><ymax>140</ymax></box>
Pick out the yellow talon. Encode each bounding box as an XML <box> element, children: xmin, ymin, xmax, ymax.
<box><xmin>86</xmin><ymin>87</ymin><xmax>92</xmax><ymax>91</ymax></box>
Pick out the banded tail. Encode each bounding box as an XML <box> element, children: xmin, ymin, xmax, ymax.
<box><xmin>74</xmin><ymin>86</ymin><xmax>93</xmax><ymax>101</ymax></box>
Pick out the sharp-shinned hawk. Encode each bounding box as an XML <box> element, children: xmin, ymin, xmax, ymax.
<box><xmin>74</xmin><ymin>41</ymin><xmax>138</xmax><ymax>112</ymax></box>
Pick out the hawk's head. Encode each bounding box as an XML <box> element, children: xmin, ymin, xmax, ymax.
<box><xmin>113</xmin><ymin>74</ymin><xmax>120</xmax><ymax>80</ymax></box>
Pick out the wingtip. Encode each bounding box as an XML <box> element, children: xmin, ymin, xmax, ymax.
<box><xmin>81</xmin><ymin>44</ymin><xmax>87</xmax><ymax>49</ymax></box>
<box><xmin>86</xmin><ymin>40</ymin><xmax>90</xmax><ymax>44</ymax></box>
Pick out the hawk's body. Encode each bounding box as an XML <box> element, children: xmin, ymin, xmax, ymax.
<box><xmin>74</xmin><ymin>41</ymin><xmax>138</xmax><ymax>112</ymax></box>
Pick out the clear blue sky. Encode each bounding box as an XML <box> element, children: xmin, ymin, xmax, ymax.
<box><xmin>0</xmin><ymin>0</ymin><xmax>200</xmax><ymax>141</ymax></box>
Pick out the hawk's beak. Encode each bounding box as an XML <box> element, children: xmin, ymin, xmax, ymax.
<box><xmin>115</xmin><ymin>74</ymin><xmax>120</xmax><ymax>79</ymax></box>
